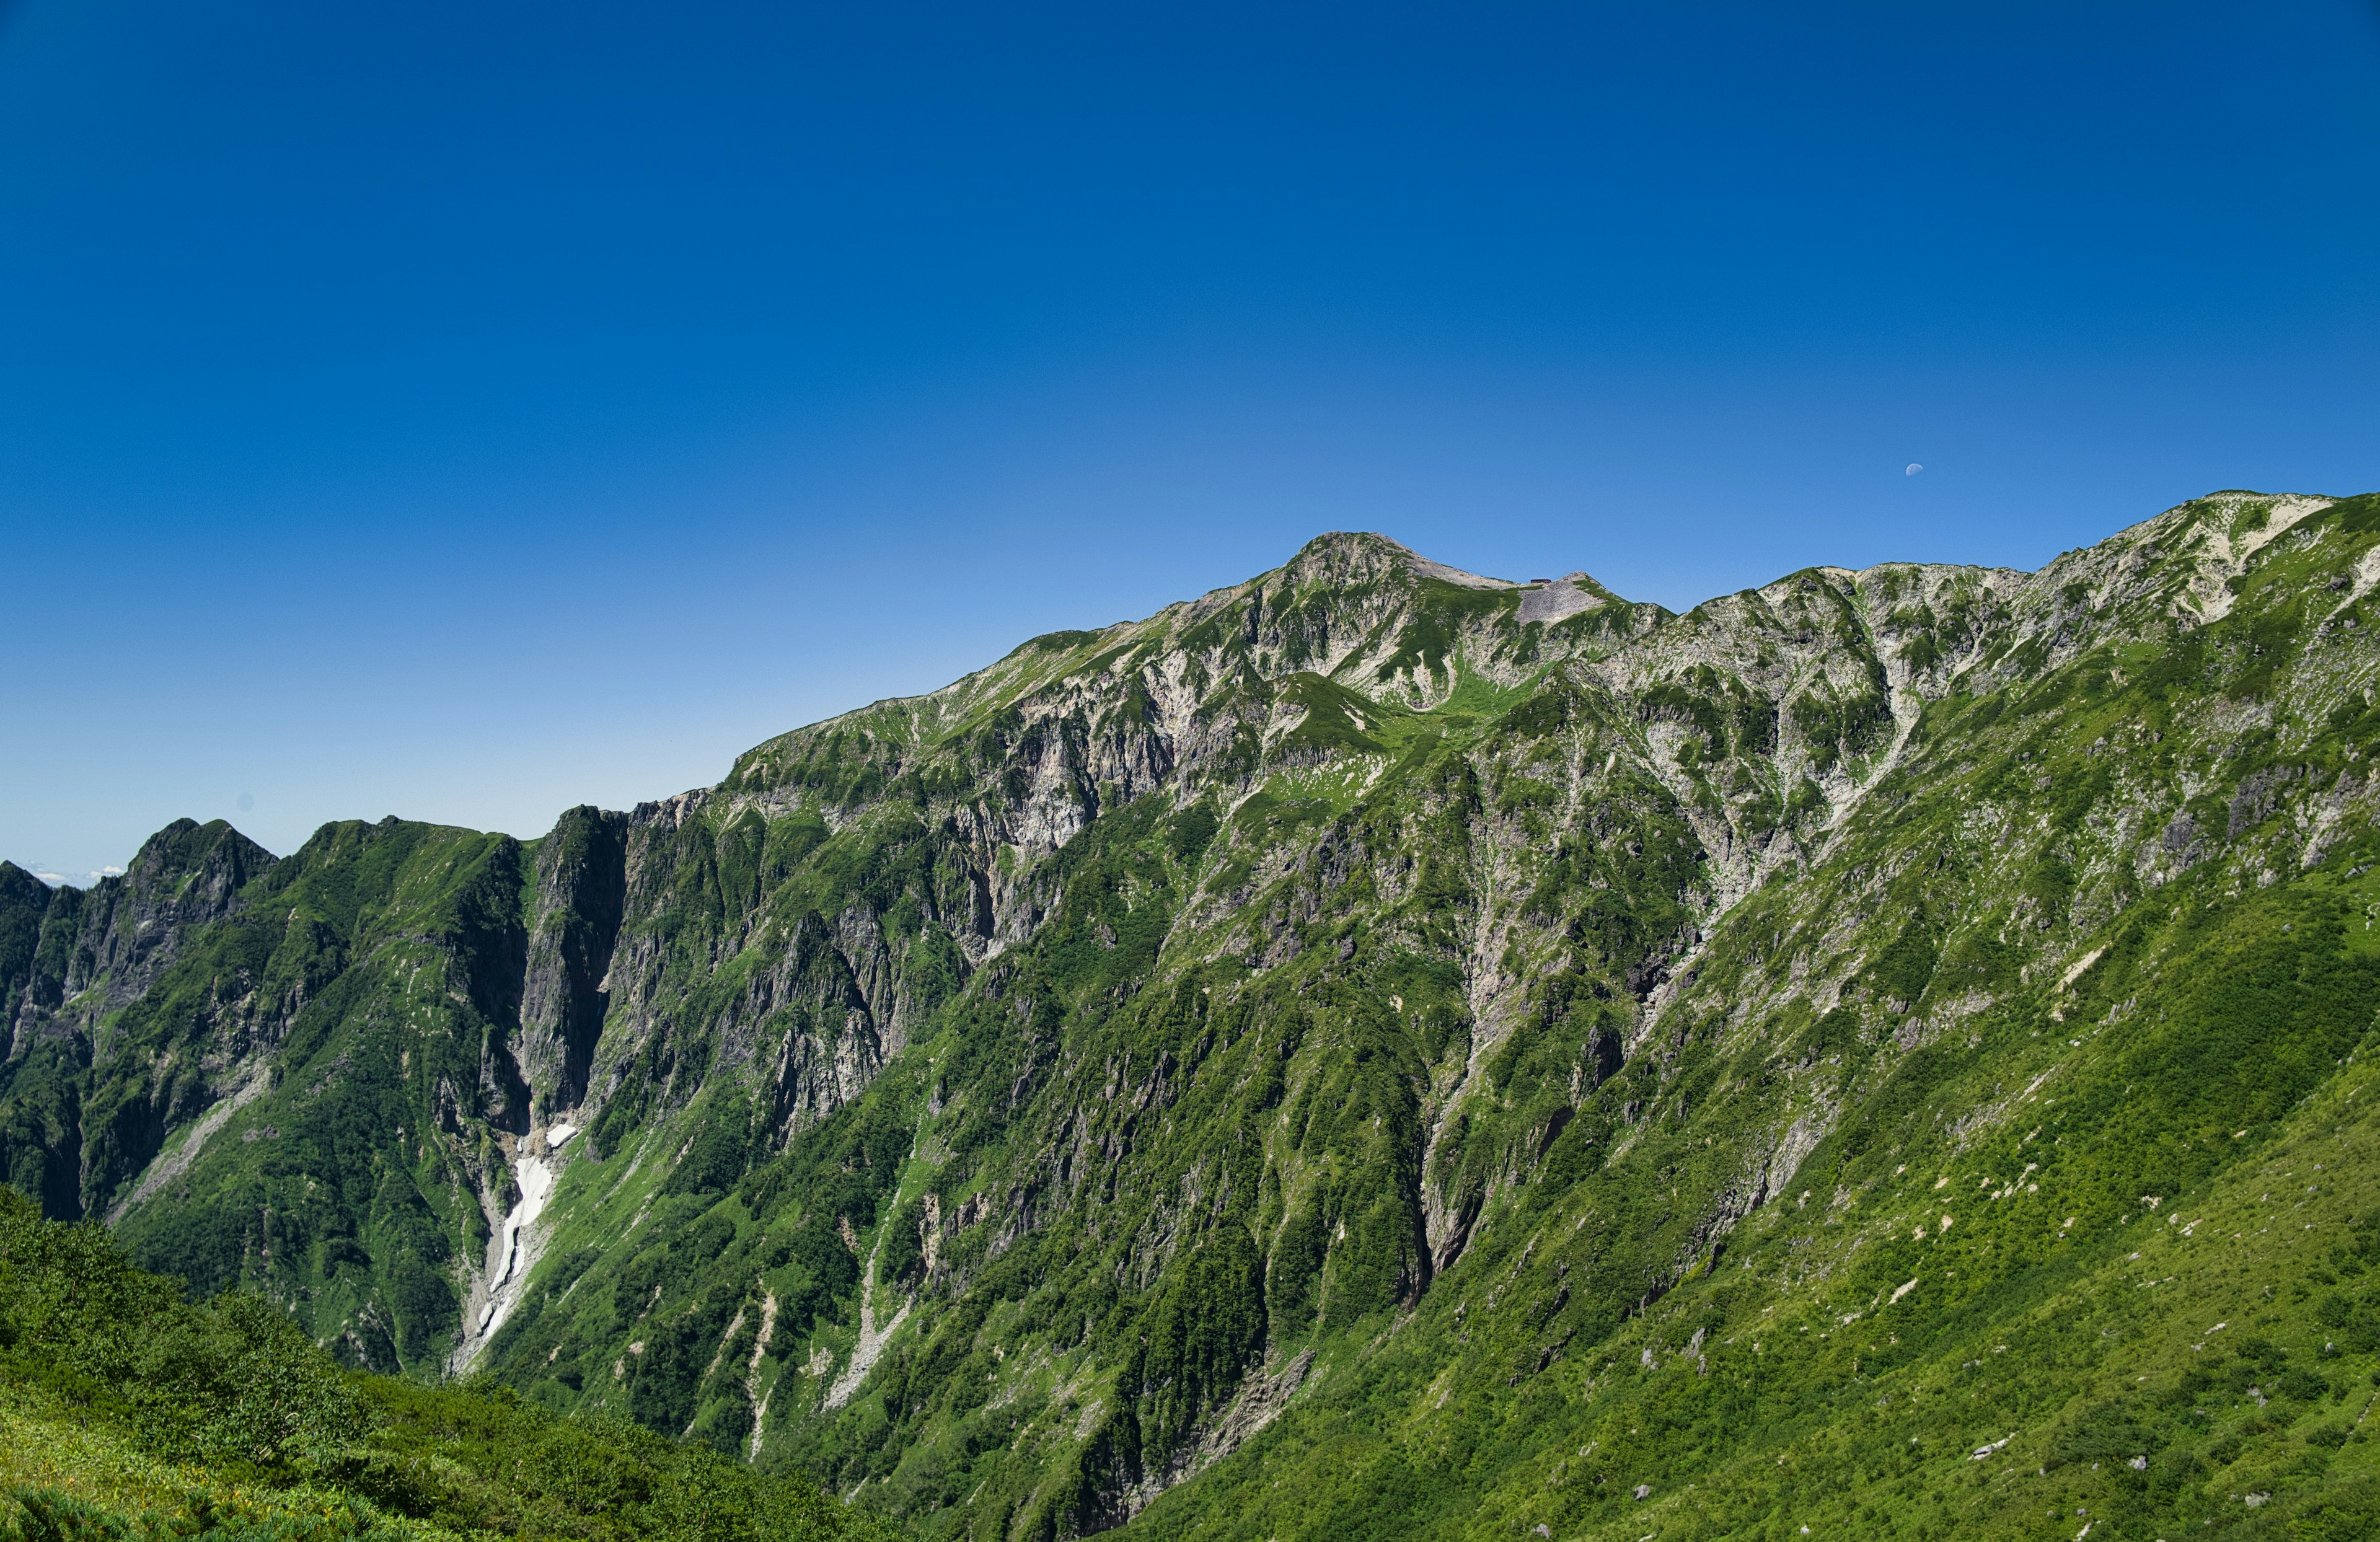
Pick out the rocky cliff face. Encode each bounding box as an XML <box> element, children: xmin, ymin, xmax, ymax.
<box><xmin>4</xmin><ymin>819</ymin><xmax>276</xmax><ymax>1054</ymax></box>
<box><xmin>9</xmin><ymin>490</ymin><xmax>2380</xmax><ymax>1540</ymax></box>
<box><xmin>519</xmin><ymin>805</ymin><xmax>630</xmax><ymax>1121</ymax></box>
<box><xmin>0</xmin><ymin>819</ymin><xmax>278</xmax><ymax>1217</ymax></box>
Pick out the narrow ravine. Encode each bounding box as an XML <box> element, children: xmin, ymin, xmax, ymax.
<box><xmin>451</xmin><ymin>1122</ymin><xmax>575</xmax><ymax>1373</ymax></box>
<box><xmin>746</xmin><ymin>1290</ymin><xmax>779</xmax><ymax>1460</ymax></box>
<box><xmin>826</xmin><ymin>1227</ymin><xmax>910</xmax><ymax>1409</ymax></box>
<box><xmin>825</xmin><ymin>1110</ymin><xmax>928</xmax><ymax>1410</ymax></box>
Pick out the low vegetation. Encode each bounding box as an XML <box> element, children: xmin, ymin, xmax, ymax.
<box><xmin>0</xmin><ymin>1191</ymin><xmax>885</xmax><ymax>1541</ymax></box>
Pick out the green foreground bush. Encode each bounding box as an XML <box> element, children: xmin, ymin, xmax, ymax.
<box><xmin>0</xmin><ymin>1191</ymin><xmax>886</xmax><ymax>1542</ymax></box>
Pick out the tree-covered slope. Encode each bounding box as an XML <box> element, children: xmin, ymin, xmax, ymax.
<box><xmin>10</xmin><ymin>490</ymin><xmax>2380</xmax><ymax>1540</ymax></box>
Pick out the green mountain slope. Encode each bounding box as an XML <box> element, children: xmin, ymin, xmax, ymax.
<box><xmin>10</xmin><ymin>490</ymin><xmax>2380</xmax><ymax>1539</ymax></box>
<box><xmin>2</xmin><ymin>817</ymin><xmax>542</xmax><ymax>1374</ymax></box>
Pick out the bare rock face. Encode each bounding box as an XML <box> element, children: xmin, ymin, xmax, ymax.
<box><xmin>518</xmin><ymin>805</ymin><xmax>629</xmax><ymax>1121</ymax></box>
<box><xmin>0</xmin><ymin>861</ymin><xmax>58</xmax><ymax>1043</ymax></box>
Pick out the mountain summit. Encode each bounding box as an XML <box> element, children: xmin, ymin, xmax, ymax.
<box><xmin>8</xmin><ymin>489</ymin><xmax>2380</xmax><ymax>1540</ymax></box>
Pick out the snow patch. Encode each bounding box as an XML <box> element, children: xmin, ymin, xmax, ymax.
<box><xmin>451</xmin><ymin>1140</ymin><xmax>563</xmax><ymax>1373</ymax></box>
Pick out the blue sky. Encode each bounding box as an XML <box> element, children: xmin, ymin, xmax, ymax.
<box><xmin>5</xmin><ymin>1</ymin><xmax>2378</xmax><ymax>878</ymax></box>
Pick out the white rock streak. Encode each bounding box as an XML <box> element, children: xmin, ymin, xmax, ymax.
<box><xmin>826</xmin><ymin>1223</ymin><xmax>911</xmax><ymax>1409</ymax></box>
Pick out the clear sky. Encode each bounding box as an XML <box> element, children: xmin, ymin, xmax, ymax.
<box><xmin>5</xmin><ymin>1</ymin><xmax>2378</xmax><ymax>879</ymax></box>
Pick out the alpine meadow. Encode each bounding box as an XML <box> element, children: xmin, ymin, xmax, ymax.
<box><xmin>15</xmin><ymin>488</ymin><xmax>2380</xmax><ymax>1542</ymax></box>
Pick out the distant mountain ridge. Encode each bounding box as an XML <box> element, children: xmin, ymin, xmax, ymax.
<box><xmin>8</xmin><ymin>488</ymin><xmax>2380</xmax><ymax>1540</ymax></box>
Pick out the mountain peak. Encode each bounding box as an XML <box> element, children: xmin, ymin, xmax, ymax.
<box><xmin>1289</xmin><ymin>529</ymin><xmax>1415</xmax><ymax>562</ymax></box>
<box><xmin>1283</xmin><ymin>529</ymin><xmax>1532</xmax><ymax>594</ymax></box>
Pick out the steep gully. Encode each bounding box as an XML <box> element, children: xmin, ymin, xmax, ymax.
<box><xmin>452</xmin><ymin>1121</ymin><xmax>576</xmax><ymax>1373</ymax></box>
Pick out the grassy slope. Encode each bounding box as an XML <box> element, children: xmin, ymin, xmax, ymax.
<box><xmin>1132</xmin><ymin>839</ymin><xmax>2380</xmax><ymax>1542</ymax></box>
<box><xmin>0</xmin><ymin>1190</ymin><xmax>885</xmax><ymax>1541</ymax></box>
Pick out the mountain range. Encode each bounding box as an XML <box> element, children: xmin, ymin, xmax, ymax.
<box><xmin>7</xmin><ymin>488</ymin><xmax>2380</xmax><ymax>1541</ymax></box>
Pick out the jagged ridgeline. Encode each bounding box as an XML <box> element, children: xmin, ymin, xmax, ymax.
<box><xmin>7</xmin><ymin>490</ymin><xmax>2380</xmax><ymax>1540</ymax></box>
